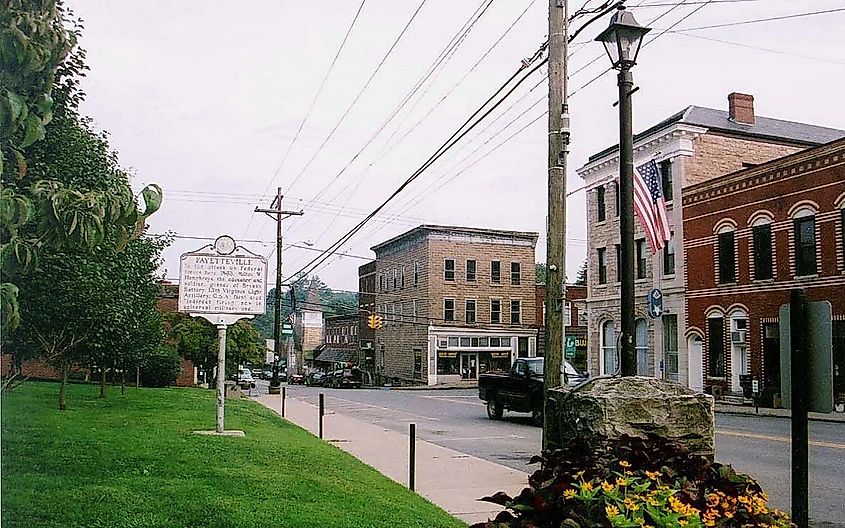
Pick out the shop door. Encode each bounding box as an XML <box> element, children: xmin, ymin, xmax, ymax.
<box><xmin>461</xmin><ymin>353</ymin><xmax>478</xmax><ymax>380</ymax></box>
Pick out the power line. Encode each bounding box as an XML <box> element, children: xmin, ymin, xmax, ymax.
<box><xmin>243</xmin><ymin>0</ymin><xmax>367</xmax><ymax>237</ymax></box>
<box><xmin>276</xmin><ymin>0</ymin><xmax>429</xmax><ymax>205</ymax></box>
<box><xmin>666</xmin><ymin>31</ymin><xmax>845</xmax><ymax>66</ymax></box>
<box><xmin>676</xmin><ymin>7</ymin><xmax>845</xmax><ymax>31</ymax></box>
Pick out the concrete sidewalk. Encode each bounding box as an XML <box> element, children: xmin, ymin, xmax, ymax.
<box><xmin>714</xmin><ymin>404</ymin><xmax>845</xmax><ymax>423</ymax></box>
<box><xmin>255</xmin><ymin>393</ymin><xmax>527</xmax><ymax>525</ymax></box>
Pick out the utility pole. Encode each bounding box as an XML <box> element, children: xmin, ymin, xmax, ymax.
<box><xmin>544</xmin><ymin>0</ymin><xmax>569</xmax><ymax>448</ymax></box>
<box><xmin>255</xmin><ymin>188</ymin><xmax>303</xmax><ymax>394</ymax></box>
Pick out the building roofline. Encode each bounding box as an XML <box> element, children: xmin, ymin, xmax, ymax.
<box><xmin>371</xmin><ymin>224</ymin><xmax>539</xmax><ymax>253</ymax></box>
<box><xmin>683</xmin><ymin>137</ymin><xmax>845</xmax><ymax>197</ymax></box>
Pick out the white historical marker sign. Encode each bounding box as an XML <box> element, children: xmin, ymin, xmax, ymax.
<box><xmin>178</xmin><ymin>253</ymin><xmax>267</xmax><ymax>315</ymax></box>
<box><xmin>179</xmin><ymin>235</ymin><xmax>268</xmax><ymax>436</ymax></box>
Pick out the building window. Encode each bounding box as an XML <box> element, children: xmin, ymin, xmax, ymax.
<box><xmin>413</xmin><ymin>261</ymin><xmax>419</xmax><ymax>286</ymax></box>
<box><xmin>601</xmin><ymin>320</ymin><xmax>617</xmax><ymax>375</ymax></box>
<box><xmin>511</xmin><ymin>262</ymin><xmax>521</xmax><ymax>285</ymax></box>
<box><xmin>412</xmin><ymin>299</ymin><xmax>418</xmax><ymax>319</ymax></box>
<box><xmin>391</xmin><ymin>269</ymin><xmax>396</xmax><ymax>290</ymax></box>
<box><xmin>597</xmin><ymin>186</ymin><xmax>606</xmax><ymax>222</ymax></box>
<box><xmin>663</xmin><ymin>233</ymin><xmax>675</xmax><ymax>276</ymax></box>
<box><xmin>490</xmin><ymin>299</ymin><xmax>501</xmax><ymax>323</ymax></box>
<box><xmin>664</xmin><ymin>314</ymin><xmax>679</xmax><ymax>381</ymax></box>
<box><xmin>466</xmin><ymin>260</ymin><xmax>476</xmax><ymax>282</ymax></box>
<box><xmin>660</xmin><ymin>160</ymin><xmax>673</xmax><ymax>202</ymax></box>
<box><xmin>598</xmin><ymin>248</ymin><xmax>607</xmax><ymax>284</ymax></box>
<box><xmin>752</xmin><ymin>223</ymin><xmax>773</xmax><ymax>280</ymax></box>
<box><xmin>616</xmin><ymin>244</ymin><xmax>622</xmax><ymax>283</ymax></box>
<box><xmin>401</xmin><ymin>266</ymin><xmax>405</xmax><ymax>289</ymax></box>
<box><xmin>794</xmin><ymin>215</ymin><xmax>816</xmax><ymax>276</ymax></box>
<box><xmin>518</xmin><ymin>337</ymin><xmax>529</xmax><ymax>358</ymax></box>
<box><xmin>635</xmin><ymin>319</ymin><xmax>649</xmax><ymax>375</ymax></box>
<box><xmin>564</xmin><ymin>302</ymin><xmax>572</xmax><ymax>326</ymax></box>
<box><xmin>613</xmin><ymin>180</ymin><xmax>620</xmax><ymax>217</ymax></box>
<box><xmin>413</xmin><ymin>348</ymin><xmax>422</xmax><ymax>379</ymax></box>
<box><xmin>465</xmin><ymin>300</ymin><xmax>476</xmax><ymax>324</ymax></box>
<box><xmin>510</xmin><ymin>300</ymin><xmax>521</xmax><ymax>324</ymax></box>
<box><xmin>707</xmin><ymin>316</ymin><xmax>726</xmax><ymax>377</ymax></box>
<box><xmin>636</xmin><ymin>239</ymin><xmax>647</xmax><ymax>280</ymax></box>
<box><xmin>718</xmin><ymin>231</ymin><xmax>735</xmax><ymax>284</ymax></box>
<box><xmin>444</xmin><ymin>299</ymin><xmax>455</xmax><ymax>321</ymax></box>
<box><xmin>444</xmin><ymin>259</ymin><xmax>455</xmax><ymax>281</ymax></box>
<box><xmin>491</xmin><ymin>261</ymin><xmax>501</xmax><ymax>283</ymax></box>
<box><xmin>379</xmin><ymin>274</ymin><xmax>385</xmax><ymax>292</ymax></box>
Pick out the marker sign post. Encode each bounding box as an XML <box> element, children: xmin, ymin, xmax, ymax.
<box><xmin>179</xmin><ymin>235</ymin><xmax>267</xmax><ymax>434</ymax></box>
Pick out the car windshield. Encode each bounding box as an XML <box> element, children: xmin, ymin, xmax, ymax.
<box><xmin>527</xmin><ymin>359</ymin><xmax>544</xmax><ymax>377</ymax></box>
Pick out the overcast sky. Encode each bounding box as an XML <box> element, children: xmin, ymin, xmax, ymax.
<box><xmin>69</xmin><ymin>0</ymin><xmax>845</xmax><ymax>293</ymax></box>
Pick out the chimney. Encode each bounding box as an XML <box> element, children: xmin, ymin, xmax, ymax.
<box><xmin>728</xmin><ymin>92</ymin><xmax>755</xmax><ymax>125</ymax></box>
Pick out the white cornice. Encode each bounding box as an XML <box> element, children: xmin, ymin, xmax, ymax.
<box><xmin>577</xmin><ymin>123</ymin><xmax>708</xmax><ymax>187</ymax></box>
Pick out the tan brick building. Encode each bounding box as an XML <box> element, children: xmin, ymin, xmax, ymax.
<box><xmin>577</xmin><ymin>92</ymin><xmax>844</xmax><ymax>389</ymax></box>
<box><xmin>367</xmin><ymin>225</ymin><xmax>539</xmax><ymax>386</ymax></box>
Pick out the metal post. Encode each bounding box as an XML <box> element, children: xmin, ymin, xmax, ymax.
<box><xmin>543</xmin><ymin>0</ymin><xmax>568</xmax><ymax>449</ymax></box>
<box><xmin>281</xmin><ymin>386</ymin><xmax>286</xmax><ymax>418</ymax></box>
<box><xmin>789</xmin><ymin>289</ymin><xmax>809</xmax><ymax>528</ymax></box>
<box><xmin>216</xmin><ymin>324</ymin><xmax>227</xmax><ymax>433</ymax></box>
<box><xmin>409</xmin><ymin>423</ymin><xmax>416</xmax><ymax>491</ymax></box>
<box><xmin>617</xmin><ymin>64</ymin><xmax>637</xmax><ymax>376</ymax></box>
<box><xmin>318</xmin><ymin>393</ymin><xmax>325</xmax><ymax>439</ymax></box>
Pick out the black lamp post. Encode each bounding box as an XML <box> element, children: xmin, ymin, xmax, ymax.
<box><xmin>595</xmin><ymin>6</ymin><xmax>651</xmax><ymax>376</ymax></box>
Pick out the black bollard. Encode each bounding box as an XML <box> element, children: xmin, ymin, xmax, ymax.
<box><xmin>409</xmin><ymin>423</ymin><xmax>416</xmax><ymax>491</ymax></box>
<box><xmin>790</xmin><ymin>289</ymin><xmax>809</xmax><ymax>528</ymax></box>
<box><xmin>318</xmin><ymin>393</ymin><xmax>324</xmax><ymax>439</ymax></box>
<box><xmin>281</xmin><ymin>386</ymin><xmax>286</xmax><ymax>418</ymax></box>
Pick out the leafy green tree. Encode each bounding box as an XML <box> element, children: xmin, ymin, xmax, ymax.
<box><xmin>575</xmin><ymin>259</ymin><xmax>587</xmax><ymax>286</ymax></box>
<box><xmin>535</xmin><ymin>263</ymin><xmax>547</xmax><ymax>284</ymax></box>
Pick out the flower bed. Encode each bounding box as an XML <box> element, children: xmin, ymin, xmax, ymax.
<box><xmin>471</xmin><ymin>434</ymin><xmax>792</xmax><ymax>528</ymax></box>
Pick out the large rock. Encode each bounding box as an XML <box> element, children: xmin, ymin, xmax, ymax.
<box><xmin>546</xmin><ymin>376</ymin><xmax>715</xmax><ymax>458</ymax></box>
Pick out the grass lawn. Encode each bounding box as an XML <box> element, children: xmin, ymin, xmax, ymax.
<box><xmin>1</xmin><ymin>382</ymin><xmax>466</xmax><ymax>528</ymax></box>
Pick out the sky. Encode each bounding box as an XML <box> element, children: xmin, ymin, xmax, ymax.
<box><xmin>68</xmin><ymin>0</ymin><xmax>845</xmax><ymax>293</ymax></box>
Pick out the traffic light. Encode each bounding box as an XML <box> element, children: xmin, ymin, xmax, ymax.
<box><xmin>367</xmin><ymin>314</ymin><xmax>383</xmax><ymax>329</ymax></box>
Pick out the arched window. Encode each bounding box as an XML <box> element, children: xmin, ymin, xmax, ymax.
<box><xmin>792</xmin><ymin>206</ymin><xmax>817</xmax><ymax>276</ymax></box>
<box><xmin>716</xmin><ymin>222</ymin><xmax>736</xmax><ymax>284</ymax></box>
<box><xmin>601</xmin><ymin>320</ymin><xmax>617</xmax><ymax>375</ymax></box>
<box><xmin>635</xmin><ymin>319</ymin><xmax>649</xmax><ymax>376</ymax></box>
<box><xmin>750</xmin><ymin>213</ymin><xmax>774</xmax><ymax>280</ymax></box>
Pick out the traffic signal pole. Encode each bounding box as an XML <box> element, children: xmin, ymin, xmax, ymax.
<box><xmin>255</xmin><ymin>188</ymin><xmax>303</xmax><ymax>391</ymax></box>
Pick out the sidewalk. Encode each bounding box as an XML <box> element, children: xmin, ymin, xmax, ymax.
<box><xmin>714</xmin><ymin>404</ymin><xmax>845</xmax><ymax>423</ymax></box>
<box><xmin>256</xmin><ymin>393</ymin><xmax>527</xmax><ymax>526</ymax></box>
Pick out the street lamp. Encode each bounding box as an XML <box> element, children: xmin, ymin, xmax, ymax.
<box><xmin>595</xmin><ymin>6</ymin><xmax>651</xmax><ymax>376</ymax></box>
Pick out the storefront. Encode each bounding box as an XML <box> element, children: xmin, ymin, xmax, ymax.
<box><xmin>427</xmin><ymin>326</ymin><xmax>537</xmax><ymax>385</ymax></box>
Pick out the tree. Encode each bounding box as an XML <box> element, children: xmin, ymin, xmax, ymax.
<box><xmin>535</xmin><ymin>263</ymin><xmax>547</xmax><ymax>284</ymax></box>
<box><xmin>575</xmin><ymin>259</ymin><xmax>587</xmax><ymax>286</ymax></box>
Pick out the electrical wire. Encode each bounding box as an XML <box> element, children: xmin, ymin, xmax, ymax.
<box><xmin>676</xmin><ymin>6</ymin><xmax>845</xmax><ymax>31</ymax></box>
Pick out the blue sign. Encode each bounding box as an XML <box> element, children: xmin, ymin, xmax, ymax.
<box><xmin>647</xmin><ymin>288</ymin><xmax>663</xmax><ymax>319</ymax></box>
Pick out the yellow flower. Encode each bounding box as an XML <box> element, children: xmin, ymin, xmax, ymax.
<box><xmin>706</xmin><ymin>493</ymin><xmax>720</xmax><ymax>507</ymax></box>
<box><xmin>616</xmin><ymin>477</ymin><xmax>628</xmax><ymax>487</ymax></box>
<box><xmin>606</xmin><ymin>504</ymin><xmax>620</xmax><ymax>517</ymax></box>
<box><xmin>582</xmin><ymin>481</ymin><xmax>595</xmax><ymax>492</ymax></box>
<box><xmin>678</xmin><ymin>521</ymin><xmax>688</xmax><ymax>527</ymax></box>
<box><xmin>564</xmin><ymin>489</ymin><xmax>577</xmax><ymax>499</ymax></box>
<box><xmin>703</xmin><ymin>518</ymin><xmax>715</xmax><ymax>527</ymax></box>
<box><xmin>619</xmin><ymin>460</ymin><xmax>631</xmax><ymax>468</ymax></box>
<box><xmin>602</xmin><ymin>481</ymin><xmax>616</xmax><ymax>493</ymax></box>
<box><xmin>738</xmin><ymin>495</ymin><xmax>751</xmax><ymax>505</ymax></box>
<box><xmin>623</xmin><ymin>498</ymin><xmax>640</xmax><ymax>511</ymax></box>
<box><xmin>724</xmin><ymin>510</ymin><xmax>735</xmax><ymax>519</ymax></box>
<box><xmin>645</xmin><ymin>470</ymin><xmax>662</xmax><ymax>480</ymax></box>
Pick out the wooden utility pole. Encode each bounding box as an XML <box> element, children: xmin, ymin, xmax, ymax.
<box><xmin>544</xmin><ymin>0</ymin><xmax>569</xmax><ymax>448</ymax></box>
<box><xmin>255</xmin><ymin>188</ymin><xmax>303</xmax><ymax>392</ymax></box>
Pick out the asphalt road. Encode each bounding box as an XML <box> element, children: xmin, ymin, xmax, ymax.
<box><xmin>262</xmin><ymin>383</ymin><xmax>845</xmax><ymax>526</ymax></box>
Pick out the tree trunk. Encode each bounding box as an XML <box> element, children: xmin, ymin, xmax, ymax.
<box><xmin>59</xmin><ymin>363</ymin><xmax>68</xmax><ymax>411</ymax></box>
<box><xmin>99</xmin><ymin>361</ymin><xmax>106</xmax><ymax>399</ymax></box>
<box><xmin>111</xmin><ymin>358</ymin><xmax>117</xmax><ymax>387</ymax></box>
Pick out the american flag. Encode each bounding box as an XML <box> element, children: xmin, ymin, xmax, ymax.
<box><xmin>288</xmin><ymin>312</ymin><xmax>296</xmax><ymax>325</ymax></box>
<box><xmin>633</xmin><ymin>159</ymin><xmax>671</xmax><ymax>253</ymax></box>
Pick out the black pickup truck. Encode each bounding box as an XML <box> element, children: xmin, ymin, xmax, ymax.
<box><xmin>478</xmin><ymin>358</ymin><xmax>587</xmax><ymax>425</ymax></box>
<box><xmin>479</xmin><ymin>358</ymin><xmax>546</xmax><ymax>424</ymax></box>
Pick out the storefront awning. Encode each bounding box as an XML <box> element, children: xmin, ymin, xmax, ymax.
<box><xmin>314</xmin><ymin>347</ymin><xmax>356</xmax><ymax>364</ymax></box>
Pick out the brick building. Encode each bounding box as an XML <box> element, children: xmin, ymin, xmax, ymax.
<box><xmin>313</xmin><ymin>314</ymin><xmax>360</xmax><ymax>369</ymax></box>
<box><xmin>292</xmin><ymin>277</ymin><xmax>323</xmax><ymax>374</ymax></box>
<box><xmin>535</xmin><ymin>283</ymin><xmax>588</xmax><ymax>373</ymax></box>
<box><xmin>577</xmin><ymin>92</ymin><xmax>844</xmax><ymax>388</ymax></box>
<box><xmin>684</xmin><ymin>138</ymin><xmax>845</xmax><ymax>405</ymax></box>
<box><xmin>357</xmin><ymin>261</ymin><xmax>377</xmax><ymax>373</ymax></box>
<box><xmin>367</xmin><ymin>225</ymin><xmax>539</xmax><ymax>386</ymax></box>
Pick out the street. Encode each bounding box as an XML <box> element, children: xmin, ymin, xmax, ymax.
<box><xmin>265</xmin><ymin>384</ymin><xmax>845</xmax><ymax>527</ymax></box>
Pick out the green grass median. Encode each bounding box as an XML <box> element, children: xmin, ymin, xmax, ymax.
<box><xmin>1</xmin><ymin>382</ymin><xmax>465</xmax><ymax>528</ymax></box>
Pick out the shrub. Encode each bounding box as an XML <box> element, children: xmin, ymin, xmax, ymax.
<box><xmin>139</xmin><ymin>346</ymin><xmax>180</xmax><ymax>387</ymax></box>
<box><xmin>471</xmin><ymin>434</ymin><xmax>792</xmax><ymax>528</ymax></box>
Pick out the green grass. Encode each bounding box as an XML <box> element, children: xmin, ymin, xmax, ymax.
<box><xmin>1</xmin><ymin>382</ymin><xmax>466</xmax><ymax>528</ymax></box>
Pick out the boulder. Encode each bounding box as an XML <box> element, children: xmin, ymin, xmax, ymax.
<box><xmin>546</xmin><ymin>376</ymin><xmax>715</xmax><ymax>458</ymax></box>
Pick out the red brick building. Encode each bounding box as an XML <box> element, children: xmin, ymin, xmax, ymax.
<box><xmin>683</xmin><ymin>138</ymin><xmax>845</xmax><ymax>405</ymax></box>
<box><xmin>535</xmin><ymin>283</ymin><xmax>588</xmax><ymax>372</ymax></box>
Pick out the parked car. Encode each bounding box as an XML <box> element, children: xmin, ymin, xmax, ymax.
<box><xmin>478</xmin><ymin>358</ymin><xmax>587</xmax><ymax>425</ymax></box>
<box><xmin>288</xmin><ymin>373</ymin><xmax>305</xmax><ymax>385</ymax></box>
<box><xmin>304</xmin><ymin>371</ymin><xmax>326</xmax><ymax>387</ymax></box>
<box><xmin>325</xmin><ymin>368</ymin><xmax>363</xmax><ymax>389</ymax></box>
<box><xmin>235</xmin><ymin>368</ymin><xmax>256</xmax><ymax>390</ymax></box>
